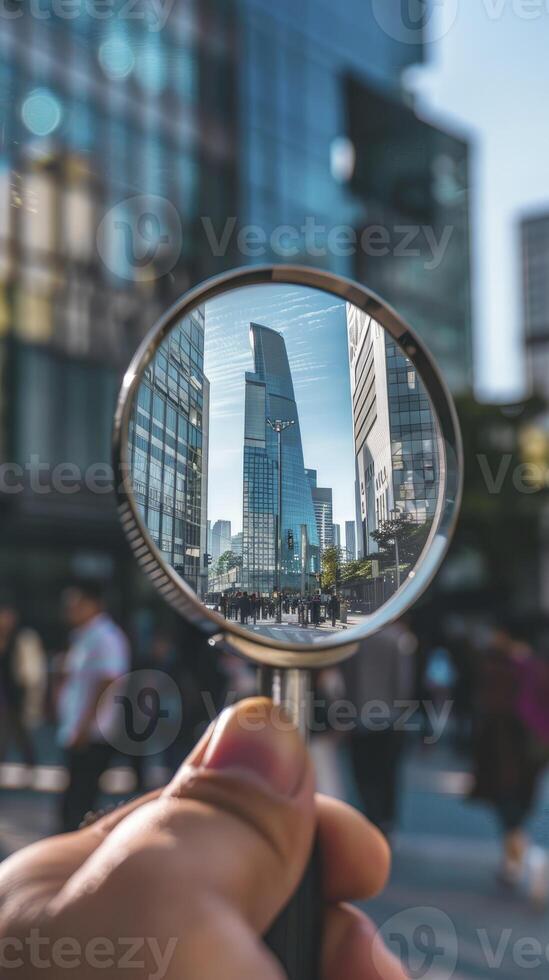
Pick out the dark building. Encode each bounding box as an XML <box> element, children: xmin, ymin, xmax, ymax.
<box><xmin>346</xmin><ymin>79</ymin><xmax>472</xmax><ymax>393</ymax></box>
<box><xmin>522</xmin><ymin>211</ymin><xmax>549</xmax><ymax>400</ymax></box>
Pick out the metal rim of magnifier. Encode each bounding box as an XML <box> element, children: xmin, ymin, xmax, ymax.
<box><xmin>113</xmin><ymin>264</ymin><xmax>463</xmax><ymax>670</ymax></box>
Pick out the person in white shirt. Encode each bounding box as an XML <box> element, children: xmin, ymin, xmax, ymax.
<box><xmin>57</xmin><ymin>580</ymin><xmax>130</xmax><ymax>832</ymax></box>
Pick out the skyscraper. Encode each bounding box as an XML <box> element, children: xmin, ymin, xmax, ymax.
<box><xmin>345</xmin><ymin>521</ymin><xmax>357</xmax><ymax>561</ymax></box>
<box><xmin>242</xmin><ymin>323</ymin><xmax>319</xmax><ymax>593</ymax></box>
<box><xmin>129</xmin><ymin>307</ymin><xmax>209</xmax><ymax>597</ymax></box>
<box><xmin>347</xmin><ymin>305</ymin><xmax>438</xmax><ymax>558</ymax></box>
<box><xmin>522</xmin><ymin>212</ymin><xmax>549</xmax><ymax>399</ymax></box>
<box><xmin>306</xmin><ymin>470</ymin><xmax>335</xmax><ymax>554</ymax></box>
<box><xmin>211</xmin><ymin>520</ymin><xmax>232</xmax><ymax>563</ymax></box>
<box><xmin>238</xmin><ymin>1</ymin><xmax>472</xmax><ymax>393</ymax></box>
<box><xmin>231</xmin><ymin>532</ymin><xmax>243</xmax><ymax>557</ymax></box>
<box><xmin>333</xmin><ymin>524</ymin><xmax>341</xmax><ymax>550</ymax></box>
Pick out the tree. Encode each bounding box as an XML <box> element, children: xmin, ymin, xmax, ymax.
<box><xmin>340</xmin><ymin>558</ymin><xmax>374</xmax><ymax>583</ymax></box>
<box><xmin>321</xmin><ymin>546</ymin><xmax>345</xmax><ymax>591</ymax></box>
<box><xmin>371</xmin><ymin>514</ymin><xmax>429</xmax><ymax>567</ymax></box>
<box><xmin>215</xmin><ymin>551</ymin><xmax>242</xmax><ymax>576</ymax></box>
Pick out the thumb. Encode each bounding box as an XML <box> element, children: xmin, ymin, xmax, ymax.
<box><xmin>162</xmin><ymin>696</ymin><xmax>316</xmax><ymax>932</ymax></box>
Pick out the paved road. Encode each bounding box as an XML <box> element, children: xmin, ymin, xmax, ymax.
<box><xmin>1</xmin><ymin>742</ymin><xmax>548</xmax><ymax>980</ymax></box>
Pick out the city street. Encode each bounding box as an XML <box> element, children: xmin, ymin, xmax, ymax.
<box><xmin>2</xmin><ymin>742</ymin><xmax>548</xmax><ymax>980</ymax></box>
<box><xmin>231</xmin><ymin>611</ymin><xmax>369</xmax><ymax>643</ymax></box>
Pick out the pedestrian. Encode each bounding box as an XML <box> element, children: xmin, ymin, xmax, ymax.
<box><xmin>239</xmin><ymin>592</ymin><xmax>251</xmax><ymax>626</ymax></box>
<box><xmin>57</xmin><ymin>580</ymin><xmax>130</xmax><ymax>833</ymax></box>
<box><xmin>343</xmin><ymin>620</ymin><xmax>417</xmax><ymax>837</ymax></box>
<box><xmin>469</xmin><ymin>626</ymin><xmax>545</xmax><ymax>889</ymax></box>
<box><xmin>0</xmin><ymin>593</ymin><xmax>45</xmax><ymax>769</ymax></box>
<box><xmin>328</xmin><ymin>593</ymin><xmax>339</xmax><ymax>628</ymax></box>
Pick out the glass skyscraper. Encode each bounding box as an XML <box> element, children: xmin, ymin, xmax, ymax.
<box><xmin>242</xmin><ymin>322</ymin><xmax>319</xmax><ymax>594</ymax></box>
<box><xmin>306</xmin><ymin>469</ymin><xmax>334</xmax><ymax>554</ymax></box>
<box><xmin>128</xmin><ymin>306</ymin><xmax>209</xmax><ymax>598</ymax></box>
<box><xmin>347</xmin><ymin>304</ymin><xmax>438</xmax><ymax>558</ymax></box>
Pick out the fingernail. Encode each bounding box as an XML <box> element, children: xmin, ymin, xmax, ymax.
<box><xmin>202</xmin><ymin>697</ymin><xmax>306</xmax><ymax>797</ymax></box>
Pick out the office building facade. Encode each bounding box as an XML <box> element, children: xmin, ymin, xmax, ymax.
<box><xmin>129</xmin><ymin>307</ymin><xmax>209</xmax><ymax>597</ymax></box>
<box><xmin>231</xmin><ymin>531</ymin><xmax>243</xmax><ymax>556</ymax></box>
<box><xmin>347</xmin><ymin>304</ymin><xmax>438</xmax><ymax>558</ymax></box>
<box><xmin>306</xmin><ymin>470</ymin><xmax>334</xmax><ymax>554</ymax></box>
<box><xmin>0</xmin><ymin>1</ymin><xmax>238</xmax><ymax>639</ymax></box>
<box><xmin>345</xmin><ymin>520</ymin><xmax>357</xmax><ymax>561</ymax></box>
<box><xmin>242</xmin><ymin>323</ymin><xmax>319</xmax><ymax>594</ymax></box>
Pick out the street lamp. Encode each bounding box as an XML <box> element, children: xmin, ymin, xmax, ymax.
<box><xmin>389</xmin><ymin>508</ymin><xmax>401</xmax><ymax>589</ymax></box>
<box><xmin>267</xmin><ymin>417</ymin><xmax>295</xmax><ymax>623</ymax></box>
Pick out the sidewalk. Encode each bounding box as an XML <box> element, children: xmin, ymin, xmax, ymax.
<box><xmin>366</xmin><ymin>745</ymin><xmax>549</xmax><ymax>980</ymax></box>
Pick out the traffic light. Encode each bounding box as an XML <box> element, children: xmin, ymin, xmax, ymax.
<box><xmin>287</xmin><ymin>530</ymin><xmax>294</xmax><ymax>551</ymax></box>
<box><xmin>204</xmin><ymin>553</ymin><xmax>213</xmax><ymax>566</ymax></box>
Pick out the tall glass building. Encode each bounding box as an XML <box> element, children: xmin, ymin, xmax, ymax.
<box><xmin>242</xmin><ymin>323</ymin><xmax>319</xmax><ymax>594</ymax></box>
<box><xmin>128</xmin><ymin>306</ymin><xmax>209</xmax><ymax>597</ymax></box>
<box><xmin>305</xmin><ymin>469</ymin><xmax>334</xmax><ymax>553</ymax></box>
<box><xmin>238</xmin><ymin>0</ymin><xmax>472</xmax><ymax>392</ymax></box>
<box><xmin>347</xmin><ymin>304</ymin><xmax>438</xmax><ymax>558</ymax></box>
<box><xmin>0</xmin><ymin>1</ymin><xmax>237</xmax><ymax>639</ymax></box>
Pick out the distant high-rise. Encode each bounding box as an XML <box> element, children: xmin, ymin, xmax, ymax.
<box><xmin>333</xmin><ymin>524</ymin><xmax>341</xmax><ymax>550</ymax></box>
<box><xmin>306</xmin><ymin>470</ymin><xmax>334</xmax><ymax>554</ymax></box>
<box><xmin>211</xmin><ymin>520</ymin><xmax>232</xmax><ymax>563</ymax></box>
<box><xmin>242</xmin><ymin>324</ymin><xmax>319</xmax><ymax>593</ymax></box>
<box><xmin>522</xmin><ymin>212</ymin><xmax>549</xmax><ymax>398</ymax></box>
<box><xmin>347</xmin><ymin>305</ymin><xmax>438</xmax><ymax>558</ymax></box>
<box><xmin>231</xmin><ymin>532</ymin><xmax>243</xmax><ymax>557</ymax></box>
<box><xmin>345</xmin><ymin>521</ymin><xmax>357</xmax><ymax>561</ymax></box>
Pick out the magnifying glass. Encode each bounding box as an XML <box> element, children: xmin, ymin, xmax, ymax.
<box><xmin>113</xmin><ymin>264</ymin><xmax>462</xmax><ymax>980</ymax></box>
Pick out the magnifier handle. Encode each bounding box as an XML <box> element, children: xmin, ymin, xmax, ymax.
<box><xmin>264</xmin><ymin>838</ymin><xmax>322</xmax><ymax>980</ymax></box>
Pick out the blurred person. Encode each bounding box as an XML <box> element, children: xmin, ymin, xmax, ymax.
<box><xmin>239</xmin><ymin>591</ymin><xmax>251</xmax><ymax>625</ymax></box>
<box><xmin>0</xmin><ymin>699</ymin><xmax>405</xmax><ymax>980</ymax></box>
<box><xmin>516</xmin><ymin>645</ymin><xmax>549</xmax><ymax>906</ymax></box>
<box><xmin>343</xmin><ymin>620</ymin><xmax>418</xmax><ymax>837</ymax></box>
<box><xmin>469</xmin><ymin>626</ymin><xmax>545</xmax><ymax>890</ymax></box>
<box><xmin>328</xmin><ymin>593</ymin><xmax>339</xmax><ymax>628</ymax></box>
<box><xmin>57</xmin><ymin>580</ymin><xmax>130</xmax><ymax>833</ymax></box>
<box><xmin>0</xmin><ymin>593</ymin><xmax>44</xmax><ymax>768</ymax></box>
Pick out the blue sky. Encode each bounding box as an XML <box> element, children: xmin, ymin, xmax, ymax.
<box><xmin>204</xmin><ymin>284</ymin><xmax>357</xmax><ymax>535</ymax></box>
<box><xmin>406</xmin><ymin>0</ymin><xmax>549</xmax><ymax>400</ymax></box>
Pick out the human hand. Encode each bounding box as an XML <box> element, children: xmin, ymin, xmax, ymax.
<box><xmin>0</xmin><ymin>698</ymin><xmax>407</xmax><ymax>979</ymax></box>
